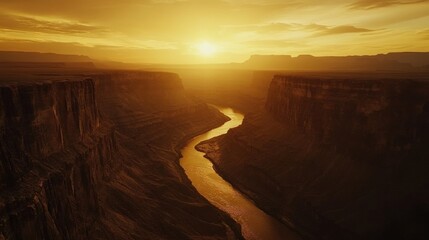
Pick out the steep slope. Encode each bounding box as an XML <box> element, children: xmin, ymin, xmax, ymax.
<box><xmin>93</xmin><ymin>71</ymin><xmax>241</xmax><ymax>239</ymax></box>
<box><xmin>198</xmin><ymin>74</ymin><xmax>429</xmax><ymax>239</ymax></box>
<box><xmin>0</xmin><ymin>70</ymin><xmax>242</xmax><ymax>239</ymax></box>
<box><xmin>0</xmin><ymin>77</ymin><xmax>116</xmax><ymax>239</ymax></box>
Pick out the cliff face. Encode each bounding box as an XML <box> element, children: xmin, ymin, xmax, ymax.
<box><xmin>95</xmin><ymin>71</ymin><xmax>228</xmax><ymax>148</ymax></box>
<box><xmin>266</xmin><ymin>76</ymin><xmax>429</xmax><ymax>158</ymax></box>
<box><xmin>92</xmin><ymin>71</ymin><xmax>240</xmax><ymax>240</ymax></box>
<box><xmin>0</xmin><ymin>77</ymin><xmax>116</xmax><ymax>240</ymax></box>
<box><xmin>198</xmin><ymin>74</ymin><xmax>429</xmax><ymax>239</ymax></box>
<box><xmin>0</xmin><ymin>79</ymin><xmax>99</xmax><ymax>185</ymax></box>
<box><xmin>0</xmin><ymin>70</ymin><xmax>241</xmax><ymax>240</ymax></box>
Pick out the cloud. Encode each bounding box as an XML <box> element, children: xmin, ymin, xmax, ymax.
<box><xmin>0</xmin><ymin>0</ymin><xmax>297</xmax><ymax>24</ymax></box>
<box><xmin>243</xmin><ymin>39</ymin><xmax>307</xmax><ymax>48</ymax></box>
<box><xmin>222</xmin><ymin>23</ymin><xmax>294</xmax><ymax>35</ymax></box>
<box><xmin>255</xmin><ymin>23</ymin><xmax>294</xmax><ymax>33</ymax></box>
<box><xmin>0</xmin><ymin>13</ymin><xmax>104</xmax><ymax>35</ymax></box>
<box><xmin>313</xmin><ymin>25</ymin><xmax>374</xmax><ymax>36</ymax></box>
<box><xmin>0</xmin><ymin>0</ymin><xmax>427</xmax><ymax>63</ymax></box>
<box><xmin>227</xmin><ymin>22</ymin><xmax>374</xmax><ymax>36</ymax></box>
<box><xmin>348</xmin><ymin>0</ymin><xmax>428</xmax><ymax>9</ymax></box>
<box><xmin>418</xmin><ymin>29</ymin><xmax>429</xmax><ymax>40</ymax></box>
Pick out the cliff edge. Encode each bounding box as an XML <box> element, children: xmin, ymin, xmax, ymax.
<box><xmin>198</xmin><ymin>73</ymin><xmax>429</xmax><ymax>239</ymax></box>
<box><xmin>0</xmin><ymin>70</ymin><xmax>242</xmax><ymax>240</ymax></box>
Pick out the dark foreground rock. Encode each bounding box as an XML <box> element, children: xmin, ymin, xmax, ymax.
<box><xmin>198</xmin><ymin>74</ymin><xmax>429</xmax><ymax>240</ymax></box>
<box><xmin>0</xmin><ymin>70</ymin><xmax>242</xmax><ymax>240</ymax></box>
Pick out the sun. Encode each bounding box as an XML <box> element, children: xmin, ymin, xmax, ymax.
<box><xmin>197</xmin><ymin>42</ymin><xmax>217</xmax><ymax>56</ymax></box>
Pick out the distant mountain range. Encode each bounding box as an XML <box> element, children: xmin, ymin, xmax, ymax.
<box><xmin>1</xmin><ymin>51</ymin><xmax>428</xmax><ymax>72</ymax></box>
<box><xmin>0</xmin><ymin>51</ymin><xmax>92</xmax><ymax>63</ymax></box>
<box><xmin>242</xmin><ymin>52</ymin><xmax>429</xmax><ymax>71</ymax></box>
<box><xmin>0</xmin><ymin>51</ymin><xmax>95</xmax><ymax>69</ymax></box>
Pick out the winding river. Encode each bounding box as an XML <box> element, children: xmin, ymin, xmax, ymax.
<box><xmin>179</xmin><ymin>106</ymin><xmax>301</xmax><ymax>240</ymax></box>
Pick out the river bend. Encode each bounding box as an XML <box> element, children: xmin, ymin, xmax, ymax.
<box><xmin>179</xmin><ymin>106</ymin><xmax>301</xmax><ymax>240</ymax></box>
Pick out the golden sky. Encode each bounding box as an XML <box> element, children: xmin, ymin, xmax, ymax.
<box><xmin>0</xmin><ymin>0</ymin><xmax>428</xmax><ymax>63</ymax></box>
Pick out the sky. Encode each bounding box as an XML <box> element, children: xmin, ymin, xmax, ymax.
<box><xmin>0</xmin><ymin>0</ymin><xmax>428</xmax><ymax>64</ymax></box>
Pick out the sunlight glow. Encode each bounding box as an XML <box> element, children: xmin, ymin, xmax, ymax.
<box><xmin>197</xmin><ymin>42</ymin><xmax>217</xmax><ymax>57</ymax></box>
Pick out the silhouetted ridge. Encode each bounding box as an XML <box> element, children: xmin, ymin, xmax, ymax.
<box><xmin>243</xmin><ymin>52</ymin><xmax>429</xmax><ymax>71</ymax></box>
<box><xmin>0</xmin><ymin>51</ymin><xmax>92</xmax><ymax>62</ymax></box>
<box><xmin>0</xmin><ymin>70</ymin><xmax>242</xmax><ymax>240</ymax></box>
<box><xmin>198</xmin><ymin>73</ymin><xmax>429</xmax><ymax>240</ymax></box>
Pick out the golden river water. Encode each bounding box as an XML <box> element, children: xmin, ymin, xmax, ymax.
<box><xmin>180</xmin><ymin>106</ymin><xmax>301</xmax><ymax>240</ymax></box>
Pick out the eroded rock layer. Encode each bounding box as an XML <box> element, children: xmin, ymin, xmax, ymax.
<box><xmin>266</xmin><ymin>76</ymin><xmax>429</xmax><ymax>157</ymax></box>
<box><xmin>0</xmin><ymin>70</ymin><xmax>241</xmax><ymax>240</ymax></box>
<box><xmin>198</xmin><ymin>74</ymin><xmax>429</xmax><ymax>240</ymax></box>
<box><xmin>1</xmin><ymin>79</ymin><xmax>100</xmax><ymax>186</ymax></box>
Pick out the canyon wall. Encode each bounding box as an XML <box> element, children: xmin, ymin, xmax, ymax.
<box><xmin>0</xmin><ymin>79</ymin><xmax>100</xmax><ymax>185</ymax></box>
<box><xmin>199</xmin><ymin>74</ymin><xmax>429</xmax><ymax>239</ymax></box>
<box><xmin>0</xmin><ymin>70</ymin><xmax>241</xmax><ymax>239</ymax></box>
<box><xmin>266</xmin><ymin>76</ymin><xmax>429</xmax><ymax>159</ymax></box>
<box><xmin>0</xmin><ymin>77</ymin><xmax>116</xmax><ymax>239</ymax></box>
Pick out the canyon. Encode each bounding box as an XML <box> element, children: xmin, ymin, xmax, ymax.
<box><xmin>0</xmin><ymin>68</ymin><xmax>242</xmax><ymax>239</ymax></box>
<box><xmin>197</xmin><ymin>73</ymin><xmax>429</xmax><ymax>239</ymax></box>
<box><xmin>180</xmin><ymin>106</ymin><xmax>301</xmax><ymax>240</ymax></box>
<box><xmin>1</xmin><ymin>51</ymin><xmax>429</xmax><ymax>240</ymax></box>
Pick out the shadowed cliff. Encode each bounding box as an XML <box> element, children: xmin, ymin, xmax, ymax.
<box><xmin>0</xmin><ymin>69</ymin><xmax>242</xmax><ymax>240</ymax></box>
<box><xmin>197</xmin><ymin>73</ymin><xmax>429</xmax><ymax>240</ymax></box>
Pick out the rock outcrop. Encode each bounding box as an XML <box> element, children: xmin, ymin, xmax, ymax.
<box><xmin>0</xmin><ymin>76</ymin><xmax>116</xmax><ymax>239</ymax></box>
<box><xmin>198</xmin><ymin>74</ymin><xmax>429</xmax><ymax>239</ymax></box>
<box><xmin>0</xmin><ymin>70</ymin><xmax>241</xmax><ymax>239</ymax></box>
<box><xmin>93</xmin><ymin>71</ymin><xmax>240</xmax><ymax>239</ymax></box>
<box><xmin>266</xmin><ymin>75</ymin><xmax>429</xmax><ymax>157</ymax></box>
<box><xmin>1</xmin><ymin>79</ymin><xmax>99</xmax><ymax>185</ymax></box>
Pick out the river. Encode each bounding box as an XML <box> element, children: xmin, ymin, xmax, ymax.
<box><xmin>179</xmin><ymin>106</ymin><xmax>301</xmax><ymax>240</ymax></box>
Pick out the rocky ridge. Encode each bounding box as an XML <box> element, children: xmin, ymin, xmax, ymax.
<box><xmin>0</xmin><ymin>70</ymin><xmax>242</xmax><ymax>240</ymax></box>
<box><xmin>198</xmin><ymin>74</ymin><xmax>429</xmax><ymax>240</ymax></box>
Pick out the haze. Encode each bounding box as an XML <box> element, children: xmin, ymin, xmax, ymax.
<box><xmin>0</xmin><ymin>0</ymin><xmax>428</xmax><ymax>64</ymax></box>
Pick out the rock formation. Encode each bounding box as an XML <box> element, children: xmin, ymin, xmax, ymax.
<box><xmin>243</xmin><ymin>53</ymin><xmax>429</xmax><ymax>71</ymax></box>
<box><xmin>0</xmin><ymin>70</ymin><xmax>242</xmax><ymax>239</ymax></box>
<box><xmin>198</xmin><ymin>73</ymin><xmax>429</xmax><ymax>239</ymax></box>
<box><xmin>0</xmin><ymin>51</ymin><xmax>92</xmax><ymax>63</ymax></box>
